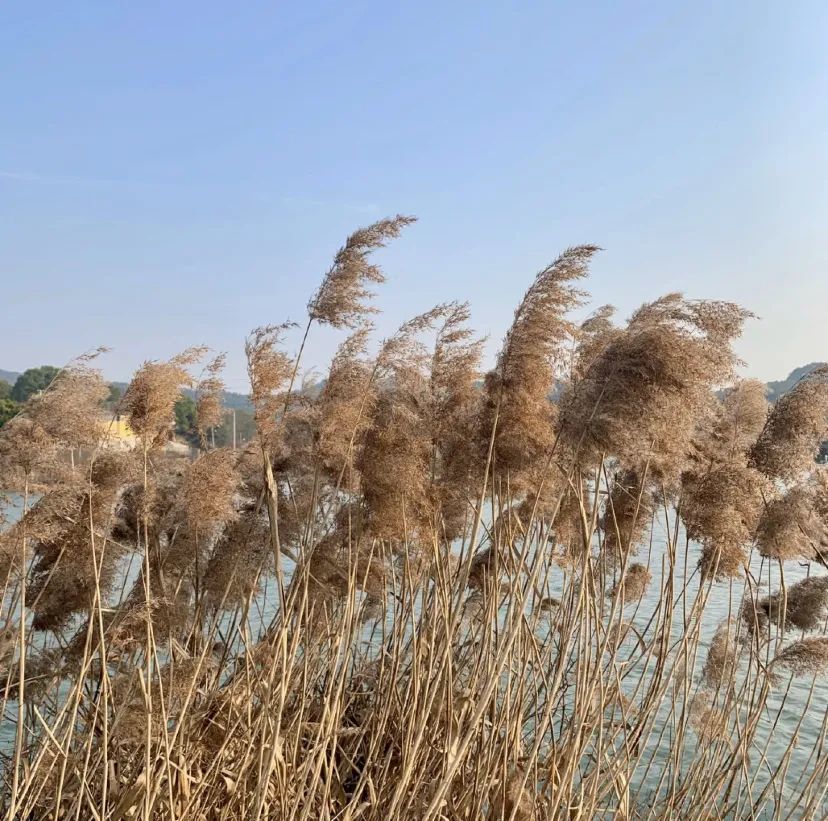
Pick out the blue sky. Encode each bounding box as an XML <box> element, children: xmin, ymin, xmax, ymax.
<box><xmin>2</xmin><ymin>1</ymin><xmax>827</xmax><ymax>392</ymax></box>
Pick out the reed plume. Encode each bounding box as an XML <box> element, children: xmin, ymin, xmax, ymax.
<box><xmin>769</xmin><ymin>636</ymin><xmax>828</xmax><ymax>682</ymax></box>
<box><xmin>610</xmin><ymin>562</ymin><xmax>651</xmax><ymax>602</ymax></box>
<box><xmin>601</xmin><ymin>469</ymin><xmax>652</xmax><ymax>564</ymax></box>
<box><xmin>490</xmin><ymin>768</ymin><xmax>535</xmax><ymax>820</ymax></box>
<box><xmin>195</xmin><ymin>353</ymin><xmax>227</xmax><ymax>445</ymax></box>
<box><xmin>685</xmin><ymin>463</ymin><xmax>764</xmax><ymax>579</ymax></box>
<box><xmin>245</xmin><ymin>325</ymin><xmax>294</xmax><ymax>453</ymax></box>
<box><xmin>756</xmin><ymin>482</ymin><xmax>828</xmax><ymax>563</ymax></box>
<box><xmin>315</xmin><ymin>326</ymin><xmax>376</xmax><ymax>486</ymax></box>
<box><xmin>760</xmin><ymin>575</ymin><xmax>828</xmax><ymax>632</ymax></box>
<box><xmin>308</xmin><ymin>215</ymin><xmax>417</xmax><ymax>329</ymax></box>
<box><xmin>0</xmin><ymin>418</ymin><xmax>56</xmax><ymax>486</ymax></box>
<box><xmin>702</xmin><ymin>619</ymin><xmax>742</xmax><ymax>689</ymax></box>
<box><xmin>427</xmin><ymin>301</ymin><xmax>483</xmax><ymax>539</ymax></box>
<box><xmin>688</xmin><ymin>688</ymin><xmax>729</xmax><ymax>743</ymax></box>
<box><xmin>569</xmin><ymin>304</ymin><xmax>618</xmax><ymax>383</ymax></box>
<box><xmin>202</xmin><ymin>511</ymin><xmax>271</xmax><ymax>608</ymax></box>
<box><xmin>682</xmin><ymin>379</ymin><xmax>769</xmax><ymax>578</ymax></box>
<box><xmin>544</xmin><ymin>479</ymin><xmax>590</xmax><ymax>565</ymax></box>
<box><xmin>559</xmin><ymin>295</ymin><xmax>751</xmax><ymax>481</ymax></box>
<box><xmin>480</xmin><ymin>246</ymin><xmax>595</xmax><ymax>481</ymax></box>
<box><xmin>122</xmin><ymin>348</ymin><xmax>206</xmax><ymax>449</ymax></box>
<box><xmin>357</xmin><ymin>310</ymin><xmax>441</xmax><ymax>541</ymax></box>
<box><xmin>750</xmin><ymin>364</ymin><xmax>828</xmax><ymax>482</ymax></box>
<box><xmin>26</xmin><ymin>359</ymin><xmax>109</xmax><ymax>454</ymax></box>
<box><xmin>697</xmin><ymin>379</ymin><xmax>769</xmax><ymax>462</ymax></box>
<box><xmin>4</xmin><ymin>232</ymin><xmax>828</xmax><ymax>821</ymax></box>
<box><xmin>27</xmin><ymin>450</ymin><xmax>134</xmax><ymax>630</ymax></box>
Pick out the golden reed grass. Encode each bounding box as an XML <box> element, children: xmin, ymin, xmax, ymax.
<box><xmin>1</xmin><ymin>217</ymin><xmax>828</xmax><ymax>819</ymax></box>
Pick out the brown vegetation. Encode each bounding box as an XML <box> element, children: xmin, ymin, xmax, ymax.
<box><xmin>1</xmin><ymin>217</ymin><xmax>827</xmax><ymax>819</ymax></box>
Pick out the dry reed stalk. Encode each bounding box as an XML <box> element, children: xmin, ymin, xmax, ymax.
<box><xmin>195</xmin><ymin>354</ymin><xmax>227</xmax><ymax>446</ymax></box>
<box><xmin>2</xmin><ymin>232</ymin><xmax>828</xmax><ymax>821</ymax></box>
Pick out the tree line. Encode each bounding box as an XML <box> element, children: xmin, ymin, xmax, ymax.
<box><xmin>0</xmin><ymin>366</ymin><xmax>255</xmax><ymax>446</ymax></box>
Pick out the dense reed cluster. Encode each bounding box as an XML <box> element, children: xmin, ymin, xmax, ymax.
<box><xmin>1</xmin><ymin>217</ymin><xmax>827</xmax><ymax>819</ymax></box>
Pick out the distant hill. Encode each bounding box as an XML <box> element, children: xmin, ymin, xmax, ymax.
<box><xmin>212</xmin><ymin>389</ymin><xmax>254</xmax><ymax>410</ymax></box>
<box><xmin>765</xmin><ymin>362</ymin><xmax>827</xmax><ymax>404</ymax></box>
<box><xmin>3</xmin><ymin>363</ymin><xmax>825</xmax><ymax>410</ymax></box>
<box><xmin>0</xmin><ymin>369</ymin><xmax>253</xmax><ymax>412</ymax></box>
<box><xmin>108</xmin><ymin>381</ymin><xmax>254</xmax><ymax>412</ymax></box>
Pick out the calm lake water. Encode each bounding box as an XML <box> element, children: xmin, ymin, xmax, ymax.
<box><xmin>2</xmin><ymin>494</ymin><xmax>827</xmax><ymax>817</ymax></box>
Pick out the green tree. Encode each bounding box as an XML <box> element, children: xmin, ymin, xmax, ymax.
<box><xmin>174</xmin><ymin>396</ymin><xmax>198</xmax><ymax>443</ymax></box>
<box><xmin>0</xmin><ymin>379</ymin><xmax>11</xmax><ymax>401</ymax></box>
<box><xmin>11</xmin><ymin>366</ymin><xmax>60</xmax><ymax>402</ymax></box>
<box><xmin>212</xmin><ymin>408</ymin><xmax>256</xmax><ymax>447</ymax></box>
<box><xmin>0</xmin><ymin>398</ymin><xmax>20</xmax><ymax>429</ymax></box>
<box><xmin>106</xmin><ymin>384</ymin><xmax>123</xmax><ymax>408</ymax></box>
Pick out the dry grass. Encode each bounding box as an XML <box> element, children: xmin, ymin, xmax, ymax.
<box><xmin>1</xmin><ymin>218</ymin><xmax>828</xmax><ymax>819</ymax></box>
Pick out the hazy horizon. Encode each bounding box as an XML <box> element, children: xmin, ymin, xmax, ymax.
<box><xmin>3</xmin><ymin>2</ymin><xmax>826</xmax><ymax>390</ymax></box>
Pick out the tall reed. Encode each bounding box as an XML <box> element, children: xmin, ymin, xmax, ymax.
<box><xmin>1</xmin><ymin>220</ymin><xmax>827</xmax><ymax>820</ymax></box>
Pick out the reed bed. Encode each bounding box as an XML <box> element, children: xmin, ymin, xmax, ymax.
<box><xmin>1</xmin><ymin>218</ymin><xmax>828</xmax><ymax>819</ymax></box>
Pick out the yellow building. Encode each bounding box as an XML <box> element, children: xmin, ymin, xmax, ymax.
<box><xmin>97</xmin><ymin>414</ymin><xmax>194</xmax><ymax>456</ymax></box>
<box><xmin>100</xmin><ymin>414</ymin><xmax>138</xmax><ymax>449</ymax></box>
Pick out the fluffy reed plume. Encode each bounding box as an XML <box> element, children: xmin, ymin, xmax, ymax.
<box><xmin>181</xmin><ymin>448</ymin><xmax>239</xmax><ymax>531</ymax></box>
<box><xmin>113</xmin><ymin>458</ymin><xmax>187</xmax><ymax>543</ymax></box>
<box><xmin>0</xmin><ymin>417</ymin><xmax>56</xmax><ymax>485</ymax></box>
<box><xmin>544</xmin><ymin>480</ymin><xmax>589</xmax><ymax>565</ymax></box>
<box><xmin>195</xmin><ymin>353</ymin><xmax>226</xmax><ymax>445</ymax></box>
<box><xmin>534</xmin><ymin>596</ymin><xmax>561</xmax><ymax>620</ymax></box>
<box><xmin>203</xmin><ymin>511</ymin><xmax>271</xmax><ymax>608</ymax></box>
<box><xmin>769</xmin><ymin>636</ymin><xmax>828</xmax><ymax>682</ymax></box>
<box><xmin>490</xmin><ymin>768</ymin><xmax>535</xmax><ymax>820</ymax></box>
<box><xmin>760</xmin><ymin>575</ymin><xmax>828</xmax><ymax>632</ymax></box>
<box><xmin>750</xmin><ymin>365</ymin><xmax>828</xmax><ymax>482</ymax></box>
<box><xmin>27</xmin><ymin>451</ymin><xmax>134</xmax><ymax>630</ymax></box>
<box><xmin>610</xmin><ymin>562</ymin><xmax>651</xmax><ymax>602</ymax></box>
<box><xmin>308</xmin><ymin>215</ymin><xmax>416</xmax><ymax>328</ymax></box>
<box><xmin>697</xmin><ymin>379</ymin><xmax>769</xmax><ymax>462</ymax></box>
<box><xmin>560</xmin><ymin>295</ymin><xmax>751</xmax><ymax>480</ymax></box>
<box><xmin>4</xmin><ymin>646</ymin><xmax>66</xmax><ymax>703</ymax></box>
<box><xmin>245</xmin><ymin>324</ymin><xmax>294</xmax><ymax>451</ymax></box>
<box><xmin>688</xmin><ymin>688</ymin><xmax>729</xmax><ymax>742</ymax></box>
<box><xmin>26</xmin><ymin>360</ymin><xmax>109</xmax><ymax>453</ymax></box>
<box><xmin>784</xmin><ymin>575</ymin><xmax>828</xmax><ymax>631</ymax></box>
<box><xmin>601</xmin><ymin>469</ymin><xmax>652</xmax><ymax>563</ymax></box>
<box><xmin>427</xmin><ymin>301</ymin><xmax>483</xmax><ymax>538</ymax></box>
<box><xmin>480</xmin><ymin>246</ymin><xmax>595</xmax><ymax>479</ymax></box>
<box><xmin>7</xmin><ymin>236</ymin><xmax>828</xmax><ymax>821</ymax></box>
<box><xmin>119</xmin><ymin>452</ymin><xmax>239</xmax><ymax>634</ymax></box>
<box><xmin>271</xmin><ymin>398</ymin><xmax>321</xmax><ymax>545</ymax></box>
<box><xmin>685</xmin><ymin>463</ymin><xmax>765</xmax><ymax>579</ymax></box>
<box><xmin>122</xmin><ymin>348</ymin><xmax>206</xmax><ymax>449</ymax></box>
<box><xmin>461</xmin><ymin>588</ymin><xmax>487</xmax><ymax>625</ymax></box>
<box><xmin>683</xmin><ymin>380</ymin><xmax>769</xmax><ymax>578</ymax></box>
<box><xmin>606</xmin><ymin>619</ymin><xmax>645</xmax><ymax>654</ymax></box>
<box><xmin>756</xmin><ymin>482</ymin><xmax>828</xmax><ymax>563</ymax></box>
<box><xmin>358</xmin><ymin>376</ymin><xmax>429</xmax><ymax>541</ymax></box>
<box><xmin>291</xmin><ymin>510</ymin><xmax>389</xmax><ymax>628</ymax></box>
<box><xmin>569</xmin><ymin>304</ymin><xmax>618</xmax><ymax>383</ymax></box>
<box><xmin>702</xmin><ymin>619</ymin><xmax>742</xmax><ymax>688</ymax></box>
<box><xmin>357</xmin><ymin>309</ymin><xmax>444</xmax><ymax>540</ymax></box>
<box><xmin>316</xmin><ymin>326</ymin><xmax>376</xmax><ymax>485</ymax></box>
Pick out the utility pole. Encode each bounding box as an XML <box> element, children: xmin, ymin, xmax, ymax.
<box><xmin>232</xmin><ymin>409</ymin><xmax>237</xmax><ymax>450</ymax></box>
